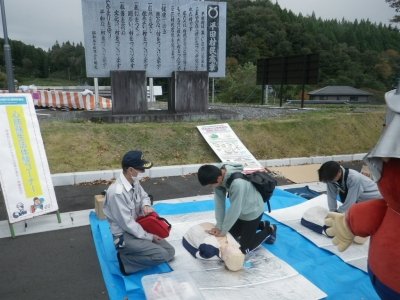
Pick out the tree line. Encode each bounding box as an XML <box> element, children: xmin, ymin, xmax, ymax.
<box><xmin>0</xmin><ymin>0</ymin><xmax>399</xmax><ymax>102</ymax></box>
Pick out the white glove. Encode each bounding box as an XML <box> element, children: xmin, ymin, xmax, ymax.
<box><xmin>354</xmin><ymin>236</ymin><xmax>368</xmax><ymax>245</ymax></box>
<box><xmin>324</xmin><ymin>212</ymin><xmax>354</xmax><ymax>252</ymax></box>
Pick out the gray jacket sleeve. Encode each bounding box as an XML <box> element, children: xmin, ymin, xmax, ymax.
<box><xmin>104</xmin><ymin>185</ymin><xmax>153</xmax><ymax>241</ymax></box>
<box><xmin>214</xmin><ymin>186</ymin><xmax>227</xmax><ymax>230</ymax></box>
<box><xmin>337</xmin><ymin>170</ymin><xmax>381</xmax><ymax>213</ymax></box>
<box><xmin>337</xmin><ymin>177</ymin><xmax>363</xmax><ymax>213</ymax></box>
<box><xmin>137</xmin><ymin>182</ymin><xmax>152</xmax><ymax>207</ymax></box>
<box><xmin>219</xmin><ymin>180</ymin><xmax>246</xmax><ymax>234</ymax></box>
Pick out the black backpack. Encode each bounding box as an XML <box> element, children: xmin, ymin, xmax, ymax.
<box><xmin>226</xmin><ymin>171</ymin><xmax>277</xmax><ymax>212</ymax></box>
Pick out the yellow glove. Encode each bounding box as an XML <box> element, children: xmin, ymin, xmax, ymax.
<box><xmin>324</xmin><ymin>212</ymin><xmax>354</xmax><ymax>252</ymax></box>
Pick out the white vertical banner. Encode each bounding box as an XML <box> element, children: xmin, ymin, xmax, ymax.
<box><xmin>0</xmin><ymin>94</ymin><xmax>58</xmax><ymax>224</ymax></box>
<box><xmin>197</xmin><ymin>123</ymin><xmax>264</xmax><ymax>172</ymax></box>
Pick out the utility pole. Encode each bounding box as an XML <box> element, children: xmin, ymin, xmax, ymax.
<box><xmin>0</xmin><ymin>0</ymin><xmax>15</xmax><ymax>92</ymax></box>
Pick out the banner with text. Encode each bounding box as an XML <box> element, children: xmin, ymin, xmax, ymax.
<box><xmin>81</xmin><ymin>0</ymin><xmax>226</xmax><ymax>78</ymax></box>
<box><xmin>197</xmin><ymin>123</ymin><xmax>264</xmax><ymax>172</ymax></box>
<box><xmin>0</xmin><ymin>94</ymin><xmax>58</xmax><ymax>223</ymax></box>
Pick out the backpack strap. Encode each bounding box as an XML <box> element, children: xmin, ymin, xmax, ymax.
<box><xmin>226</xmin><ymin>172</ymin><xmax>247</xmax><ymax>188</ymax></box>
<box><xmin>338</xmin><ymin>168</ymin><xmax>349</xmax><ymax>203</ymax></box>
<box><xmin>344</xmin><ymin>168</ymin><xmax>349</xmax><ymax>190</ymax></box>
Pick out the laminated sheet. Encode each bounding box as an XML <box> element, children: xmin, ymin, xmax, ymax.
<box><xmin>166</xmin><ymin>212</ymin><xmax>327</xmax><ymax>300</ymax></box>
<box><xmin>268</xmin><ymin>194</ymin><xmax>369</xmax><ymax>272</ymax></box>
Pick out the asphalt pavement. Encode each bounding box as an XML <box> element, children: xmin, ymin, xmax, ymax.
<box><xmin>0</xmin><ymin>162</ymin><xmax>362</xmax><ymax>300</ymax></box>
<box><xmin>0</xmin><ymin>173</ymin><xmax>217</xmax><ymax>300</ymax></box>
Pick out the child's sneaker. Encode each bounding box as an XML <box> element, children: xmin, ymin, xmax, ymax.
<box><xmin>265</xmin><ymin>224</ymin><xmax>277</xmax><ymax>244</ymax></box>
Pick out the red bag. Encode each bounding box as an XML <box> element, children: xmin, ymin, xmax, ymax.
<box><xmin>136</xmin><ymin>212</ymin><xmax>171</xmax><ymax>238</ymax></box>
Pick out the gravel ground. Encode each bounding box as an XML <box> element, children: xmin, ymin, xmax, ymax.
<box><xmin>36</xmin><ymin>102</ymin><xmax>316</xmax><ymax>122</ymax></box>
<box><xmin>210</xmin><ymin>103</ymin><xmax>316</xmax><ymax>120</ymax></box>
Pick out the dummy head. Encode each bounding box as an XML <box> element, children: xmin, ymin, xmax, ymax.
<box><xmin>218</xmin><ymin>236</ymin><xmax>245</xmax><ymax>271</ymax></box>
<box><xmin>207</xmin><ymin>224</ymin><xmax>245</xmax><ymax>271</ymax></box>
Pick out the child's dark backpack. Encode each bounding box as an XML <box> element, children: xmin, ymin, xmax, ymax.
<box><xmin>226</xmin><ymin>171</ymin><xmax>277</xmax><ymax>212</ymax></box>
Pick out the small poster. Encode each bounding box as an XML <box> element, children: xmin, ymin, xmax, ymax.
<box><xmin>197</xmin><ymin>123</ymin><xmax>264</xmax><ymax>172</ymax></box>
<box><xmin>0</xmin><ymin>94</ymin><xmax>58</xmax><ymax>223</ymax></box>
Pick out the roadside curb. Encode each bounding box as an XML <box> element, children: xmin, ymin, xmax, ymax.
<box><xmin>51</xmin><ymin>153</ymin><xmax>367</xmax><ymax>186</ymax></box>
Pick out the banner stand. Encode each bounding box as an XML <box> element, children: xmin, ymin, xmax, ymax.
<box><xmin>56</xmin><ymin>210</ymin><xmax>61</xmax><ymax>223</ymax></box>
<box><xmin>0</xmin><ymin>93</ymin><xmax>60</xmax><ymax>238</ymax></box>
<box><xmin>6</xmin><ymin>209</ymin><xmax>62</xmax><ymax>239</ymax></box>
<box><xmin>8</xmin><ymin>221</ymin><xmax>15</xmax><ymax>238</ymax></box>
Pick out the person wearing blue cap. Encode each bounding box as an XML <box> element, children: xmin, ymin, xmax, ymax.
<box><xmin>103</xmin><ymin>150</ymin><xmax>175</xmax><ymax>274</ymax></box>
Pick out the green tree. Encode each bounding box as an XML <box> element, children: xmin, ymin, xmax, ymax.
<box><xmin>386</xmin><ymin>0</ymin><xmax>400</xmax><ymax>22</ymax></box>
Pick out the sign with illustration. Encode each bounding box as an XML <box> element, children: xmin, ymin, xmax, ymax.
<box><xmin>197</xmin><ymin>123</ymin><xmax>264</xmax><ymax>172</ymax></box>
<box><xmin>0</xmin><ymin>94</ymin><xmax>58</xmax><ymax>223</ymax></box>
<box><xmin>81</xmin><ymin>0</ymin><xmax>226</xmax><ymax>78</ymax></box>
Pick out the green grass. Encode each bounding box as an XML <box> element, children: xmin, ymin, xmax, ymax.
<box><xmin>39</xmin><ymin>106</ymin><xmax>386</xmax><ymax>173</ymax></box>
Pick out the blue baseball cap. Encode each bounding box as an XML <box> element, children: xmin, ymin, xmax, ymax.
<box><xmin>122</xmin><ymin>150</ymin><xmax>153</xmax><ymax>170</ymax></box>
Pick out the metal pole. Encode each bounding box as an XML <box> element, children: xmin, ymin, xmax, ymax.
<box><xmin>212</xmin><ymin>78</ymin><xmax>215</xmax><ymax>103</ymax></box>
<box><xmin>94</xmin><ymin>77</ymin><xmax>99</xmax><ymax>110</ymax></box>
<box><xmin>0</xmin><ymin>0</ymin><xmax>15</xmax><ymax>92</ymax></box>
<box><xmin>149</xmin><ymin>77</ymin><xmax>154</xmax><ymax>102</ymax></box>
<box><xmin>56</xmin><ymin>210</ymin><xmax>62</xmax><ymax>223</ymax></box>
<box><xmin>8</xmin><ymin>222</ymin><xmax>15</xmax><ymax>238</ymax></box>
<box><xmin>261</xmin><ymin>84</ymin><xmax>265</xmax><ymax>105</ymax></box>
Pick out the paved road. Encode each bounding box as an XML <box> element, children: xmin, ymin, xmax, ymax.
<box><xmin>0</xmin><ymin>174</ymin><xmax>215</xmax><ymax>300</ymax></box>
<box><xmin>0</xmin><ymin>162</ymin><xmax>362</xmax><ymax>300</ymax></box>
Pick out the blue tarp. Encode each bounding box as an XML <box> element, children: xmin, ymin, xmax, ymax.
<box><xmin>284</xmin><ymin>185</ymin><xmax>322</xmax><ymax>200</ymax></box>
<box><xmin>90</xmin><ymin>188</ymin><xmax>379</xmax><ymax>300</ymax></box>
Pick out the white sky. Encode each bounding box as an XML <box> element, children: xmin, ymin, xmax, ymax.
<box><xmin>0</xmin><ymin>0</ymin><xmax>396</xmax><ymax>50</ymax></box>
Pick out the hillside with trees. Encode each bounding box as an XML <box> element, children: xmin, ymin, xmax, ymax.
<box><xmin>0</xmin><ymin>0</ymin><xmax>399</xmax><ymax>102</ymax></box>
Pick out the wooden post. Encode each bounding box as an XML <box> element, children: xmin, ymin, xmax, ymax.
<box><xmin>111</xmin><ymin>70</ymin><xmax>147</xmax><ymax>114</ymax></box>
<box><xmin>170</xmin><ymin>71</ymin><xmax>208</xmax><ymax>113</ymax></box>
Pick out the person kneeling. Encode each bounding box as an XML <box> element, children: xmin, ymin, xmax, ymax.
<box><xmin>103</xmin><ymin>150</ymin><xmax>175</xmax><ymax>275</ymax></box>
<box><xmin>197</xmin><ymin>164</ymin><xmax>277</xmax><ymax>255</ymax></box>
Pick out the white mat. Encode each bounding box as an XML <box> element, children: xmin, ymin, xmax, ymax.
<box><xmin>165</xmin><ymin>211</ymin><xmax>327</xmax><ymax>300</ymax></box>
<box><xmin>269</xmin><ymin>195</ymin><xmax>369</xmax><ymax>272</ymax></box>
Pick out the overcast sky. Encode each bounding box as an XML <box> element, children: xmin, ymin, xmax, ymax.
<box><xmin>0</xmin><ymin>0</ymin><xmax>396</xmax><ymax>50</ymax></box>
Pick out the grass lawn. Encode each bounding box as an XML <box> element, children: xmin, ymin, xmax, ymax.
<box><xmin>39</xmin><ymin>105</ymin><xmax>386</xmax><ymax>173</ymax></box>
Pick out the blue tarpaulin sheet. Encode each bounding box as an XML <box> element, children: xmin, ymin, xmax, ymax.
<box><xmin>284</xmin><ymin>185</ymin><xmax>322</xmax><ymax>200</ymax></box>
<box><xmin>90</xmin><ymin>188</ymin><xmax>378</xmax><ymax>299</ymax></box>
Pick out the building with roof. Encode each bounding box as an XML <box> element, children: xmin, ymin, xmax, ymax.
<box><xmin>308</xmin><ymin>86</ymin><xmax>373</xmax><ymax>102</ymax></box>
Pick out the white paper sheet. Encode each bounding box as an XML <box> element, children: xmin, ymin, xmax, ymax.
<box><xmin>269</xmin><ymin>195</ymin><xmax>369</xmax><ymax>272</ymax></box>
<box><xmin>166</xmin><ymin>211</ymin><xmax>327</xmax><ymax>300</ymax></box>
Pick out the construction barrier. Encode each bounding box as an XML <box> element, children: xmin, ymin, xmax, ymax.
<box><xmin>0</xmin><ymin>90</ymin><xmax>112</xmax><ymax>110</ymax></box>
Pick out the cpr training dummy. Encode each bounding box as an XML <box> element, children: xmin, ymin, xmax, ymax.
<box><xmin>324</xmin><ymin>86</ymin><xmax>400</xmax><ymax>299</ymax></box>
<box><xmin>182</xmin><ymin>222</ymin><xmax>245</xmax><ymax>271</ymax></box>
